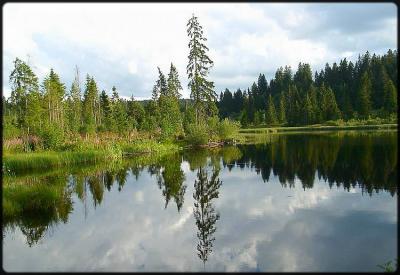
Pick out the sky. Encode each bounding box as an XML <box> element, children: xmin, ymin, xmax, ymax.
<box><xmin>2</xmin><ymin>3</ymin><xmax>397</xmax><ymax>100</ymax></box>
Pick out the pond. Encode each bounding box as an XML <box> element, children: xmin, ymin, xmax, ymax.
<box><xmin>2</xmin><ymin>131</ymin><xmax>397</xmax><ymax>272</ymax></box>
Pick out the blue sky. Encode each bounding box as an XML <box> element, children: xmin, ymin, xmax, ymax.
<box><xmin>2</xmin><ymin>3</ymin><xmax>397</xmax><ymax>99</ymax></box>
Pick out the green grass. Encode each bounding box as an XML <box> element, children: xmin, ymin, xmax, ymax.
<box><xmin>3</xmin><ymin>150</ymin><xmax>112</xmax><ymax>175</ymax></box>
<box><xmin>2</xmin><ymin>139</ymin><xmax>181</xmax><ymax>175</ymax></box>
<box><xmin>239</xmin><ymin>123</ymin><xmax>397</xmax><ymax>134</ymax></box>
<box><xmin>121</xmin><ymin>140</ymin><xmax>180</xmax><ymax>155</ymax></box>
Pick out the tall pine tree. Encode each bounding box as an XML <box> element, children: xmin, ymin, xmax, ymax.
<box><xmin>187</xmin><ymin>14</ymin><xmax>216</xmax><ymax>124</ymax></box>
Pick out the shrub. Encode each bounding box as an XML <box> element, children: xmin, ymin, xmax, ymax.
<box><xmin>218</xmin><ymin>118</ymin><xmax>240</xmax><ymax>141</ymax></box>
<box><xmin>39</xmin><ymin>124</ymin><xmax>64</xmax><ymax>150</ymax></box>
<box><xmin>207</xmin><ymin>116</ymin><xmax>220</xmax><ymax>141</ymax></box>
<box><xmin>185</xmin><ymin>123</ymin><xmax>209</xmax><ymax>145</ymax></box>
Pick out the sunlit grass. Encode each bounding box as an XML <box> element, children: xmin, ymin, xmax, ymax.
<box><xmin>2</xmin><ymin>139</ymin><xmax>181</xmax><ymax>175</ymax></box>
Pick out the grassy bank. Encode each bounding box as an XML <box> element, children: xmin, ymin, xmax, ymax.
<box><xmin>239</xmin><ymin>123</ymin><xmax>397</xmax><ymax>134</ymax></box>
<box><xmin>3</xmin><ymin>140</ymin><xmax>180</xmax><ymax>176</ymax></box>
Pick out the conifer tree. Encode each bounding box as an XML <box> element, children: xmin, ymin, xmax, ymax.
<box><xmin>167</xmin><ymin>63</ymin><xmax>183</xmax><ymax>99</ymax></box>
<box><xmin>110</xmin><ymin>86</ymin><xmax>128</xmax><ymax>134</ymax></box>
<box><xmin>42</xmin><ymin>69</ymin><xmax>66</xmax><ymax>128</ymax></box>
<box><xmin>304</xmin><ymin>93</ymin><xmax>314</xmax><ymax>124</ymax></box>
<box><xmin>99</xmin><ymin>90</ymin><xmax>112</xmax><ymax>131</ymax></box>
<box><xmin>82</xmin><ymin>75</ymin><xmax>98</xmax><ymax>135</ymax></box>
<box><xmin>67</xmin><ymin>66</ymin><xmax>82</xmax><ymax>134</ymax></box>
<box><xmin>383</xmin><ymin>73</ymin><xmax>397</xmax><ymax>114</ymax></box>
<box><xmin>278</xmin><ymin>95</ymin><xmax>286</xmax><ymax>124</ymax></box>
<box><xmin>25</xmin><ymin>90</ymin><xmax>44</xmax><ymax>135</ymax></box>
<box><xmin>127</xmin><ymin>95</ymin><xmax>146</xmax><ymax>130</ymax></box>
<box><xmin>187</xmin><ymin>14</ymin><xmax>216</xmax><ymax>124</ymax></box>
<box><xmin>266</xmin><ymin>94</ymin><xmax>278</xmax><ymax>125</ymax></box>
<box><xmin>9</xmin><ymin>57</ymin><xmax>39</xmax><ymax>131</ymax></box>
<box><xmin>357</xmin><ymin>71</ymin><xmax>372</xmax><ymax>118</ymax></box>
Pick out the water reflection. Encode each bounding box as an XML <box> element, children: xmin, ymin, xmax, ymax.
<box><xmin>2</xmin><ymin>131</ymin><xmax>397</xmax><ymax>271</ymax></box>
<box><xmin>193</xmin><ymin>167</ymin><xmax>222</xmax><ymax>266</ymax></box>
<box><xmin>234</xmin><ymin>132</ymin><xmax>397</xmax><ymax>195</ymax></box>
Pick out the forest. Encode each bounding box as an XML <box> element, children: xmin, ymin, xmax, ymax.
<box><xmin>218</xmin><ymin>49</ymin><xmax>397</xmax><ymax>126</ymax></box>
<box><xmin>2</xmin><ymin>14</ymin><xmax>398</xmax><ymax>154</ymax></box>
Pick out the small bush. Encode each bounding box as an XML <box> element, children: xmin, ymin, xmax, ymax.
<box><xmin>185</xmin><ymin>123</ymin><xmax>209</xmax><ymax>145</ymax></box>
<box><xmin>207</xmin><ymin>116</ymin><xmax>220</xmax><ymax>141</ymax></box>
<box><xmin>39</xmin><ymin>124</ymin><xmax>64</xmax><ymax>149</ymax></box>
<box><xmin>218</xmin><ymin>118</ymin><xmax>240</xmax><ymax>141</ymax></box>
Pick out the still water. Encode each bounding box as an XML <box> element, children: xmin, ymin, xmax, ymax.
<box><xmin>2</xmin><ymin>131</ymin><xmax>397</xmax><ymax>272</ymax></box>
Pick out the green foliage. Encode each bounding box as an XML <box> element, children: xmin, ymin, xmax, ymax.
<box><xmin>159</xmin><ymin>95</ymin><xmax>184</xmax><ymax>141</ymax></box>
<box><xmin>266</xmin><ymin>94</ymin><xmax>278</xmax><ymax>125</ymax></box>
<box><xmin>187</xmin><ymin>14</ymin><xmax>216</xmax><ymax>124</ymax></box>
<box><xmin>278</xmin><ymin>95</ymin><xmax>286</xmax><ymax>124</ymax></box>
<box><xmin>253</xmin><ymin>110</ymin><xmax>263</xmax><ymax>126</ymax></box>
<box><xmin>39</xmin><ymin>123</ymin><xmax>64</xmax><ymax>150</ymax></box>
<box><xmin>377</xmin><ymin>259</ymin><xmax>397</xmax><ymax>272</ymax></box>
<box><xmin>218</xmin><ymin>118</ymin><xmax>240</xmax><ymax>141</ymax></box>
<box><xmin>383</xmin><ymin>72</ymin><xmax>397</xmax><ymax>114</ymax></box>
<box><xmin>357</xmin><ymin>71</ymin><xmax>372</xmax><ymax>118</ymax></box>
<box><xmin>3</xmin><ymin>150</ymin><xmax>109</xmax><ymax>174</ymax></box>
<box><xmin>3</xmin><ymin>115</ymin><xmax>21</xmax><ymax>139</ymax></box>
<box><xmin>217</xmin><ymin>50</ymin><xmax>397</xmax><ymax>126</ymax></box>
<box><xmin>207</xmin><ymin>116</ymin><xmax>220</xmax><ymax>141</ymax></box>
<box><xmin>9</xmin><ymin>57</ymin><xmax>39</xmax><ymax>129</ymax></box>
<box><xmin>185</xmin><ymin>122</ymin><xmax>209</xmax><ymax>145</ymax></box>
<box><xmin>320</xmin><ymin>84</ymin><xmax>341</xmax><ymax>121</ymax></box>
<box><xmin>82</xmin><ymin>75</ymin><xmax>99</xmax><ymax>135</ymax></box>
<box><xmin>127</xmin><ymin>97</ymin><xmax>145</xmax><ymax>130</ymax></box>
<box><xmin>110</xmin><ymin>87</ymin><xmax>130</xmax><ymax>135</ymax></box>
<box><xmin>3</xmin><ymin>182</ymin><xmax>63</xmax><ymax>221</ymax></box>
<box><xmin>167</xmin><ymin>63</ymin><xmax>183</xmax><ymax>98</ymax></box>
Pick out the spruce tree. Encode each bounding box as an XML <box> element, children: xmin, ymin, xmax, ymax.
<box><xmin>383</xmin><ymin>73</ymin><xmax>397</xmax><ymax>114</ymax></box>
<box><xmin>357</xmin><ymin>71</ymin><xmax>372</xmax><ymax>118</ymax></box>
<box><xmin>187</xmin><ymin>14</ymin><xmax>215</xmax><ymax>124</ymax></box>
<box><xmin>279</xmin><ymin>95</ymin><xmax>286</xmax><ymax>124</ymax></box>
<box><xmin>304</xmin><ymin>93</ymin><xmax>314</xmax><ymax>125</ymax></box>
<box><xmin>42</xmin><ymin>69</ymin><xmax>66</xmax><ymax>128</ymax></box>
<box><xmin>266</xmin><ymin>94</ymin><xmax>278</xmax><ymax>125</ymax></box>
<box><xmin>127</xmin><ymin>96</ymin><xmax>146</xmax><ymax>130</ymax></box>
<box><xmin>167</xmin><ymin>63</ymin><xmax>183</xmax><ymax>99</ymax></box>
<box><xmin>99</xmin><ymin>90</ymin><xmax>112</xmax><ymax>131</ymax></box>
<box><xmin>9</xmin><ymin>57</ymin><xmax>39</xmax><ymax>131</ymax></box>
<box><xmin>110</xmin><ymin>86</ymin><xmax>128</xmax><ymax>134</ymax></box>
<box><xmin>82</xmin><ymin>75</ymin><xmax>98</xmax><ymax>135</ymax></box>
<box><xmin>25</xmin><ymin>90</ymin><xmax>44</xmax><ymax>135</ymax></box>
<box><xmin>67</xmin><ymin>66</ymin><xmax>82</xmax><ymax>134</ymax></box>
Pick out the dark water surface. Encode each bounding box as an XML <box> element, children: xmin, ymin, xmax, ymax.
<box><xmin>2</xmin><ymin>131</ymin><xmax>397</xmax><ymax>272</ymax></box>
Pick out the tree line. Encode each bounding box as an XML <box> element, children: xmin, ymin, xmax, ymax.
<box><xmin>3</xmin><ymin>14</ymin><xmax>397</xmax><ymax>150</ymax></box>
<box><xmin>3</xmin><ymin>14</ymin><xmax>243</xmax><ymax>151</ymax></box>
<box><xmin>218</xmin><ymin>49</ymin><xmax>397</xmax><ymax>126</ymax></box>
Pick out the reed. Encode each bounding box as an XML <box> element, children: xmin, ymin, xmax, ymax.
<box><xmin>3</xmin><ymin>150</ymin><xmax>112</xmax><ymax>175</ymax></box>
<box><xmin>2</xmin><ymin>140</ymin><xmax>181</xmax><ymax>175</ymax></box>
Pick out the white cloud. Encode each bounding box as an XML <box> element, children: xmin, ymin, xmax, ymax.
<box><xmin>2</xmin><ymin>3</ymin><xmax>396</xmax><ymax>99</ymax></box>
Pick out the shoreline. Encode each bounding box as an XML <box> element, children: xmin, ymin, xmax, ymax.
<box><xmin>3</xmin><ymin>126</ymin><xmax>397</xmax><ymax>175</ymax></box>
<box><xmin>239</xmin><ymin>123</ymin><xmax>397</xmax><ymax>134</ymax></box>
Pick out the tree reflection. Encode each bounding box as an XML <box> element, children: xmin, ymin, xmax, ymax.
<box><xmin>3</xmin><ymin>131</ymin><xmax>397</xmax><ymax>248</ymax></box>
<box><xmin>235</xmin><ymin>132</ymin><xmax>398</xmax><ymax>196</ymax></box>
<box><xmin>193</xmin><ymin>166</ymin><xmax>222</xmax><ymax>266</ymax></box>
<box><xmin>156</xmin><ymin>153</ymin><xmax>187</xmax><ymax>211</ymax></box>
<box><xmin>3</xmin><ymin>175</ymin><xmax>73</xmax><ymax>247</ymax></box>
